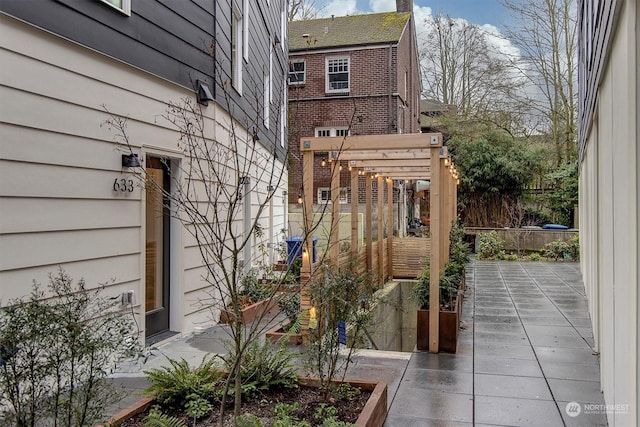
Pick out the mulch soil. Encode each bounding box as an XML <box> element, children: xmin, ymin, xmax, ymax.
<box><xmin>119</xmin><ymin>385</ymin><xmax>370</xmax><ymax>426</ymax></box>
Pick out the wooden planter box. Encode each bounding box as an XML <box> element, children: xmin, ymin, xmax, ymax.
<box><xmin>416</xmin><ymin>294</ymin><xmax>461</xmax><ymax>353</ymax></box>
<box><xmin>219</xmin><ymin>299</ymin><xmax>277</xmax><ymax>324</ymax></box>
<box><xmin>273</xmin><ymin>262</ymin><xmax>288</xmax><ymax>271</ymax></box>
<box><xmin>265</xmin><ymin>321</ymin><xmax>303</xmax><ymax>345</ymax></box>
<box><xmin>100</xmin><ymin>379</ymin><xmax>387</xmax><ymax>427</ymax></box>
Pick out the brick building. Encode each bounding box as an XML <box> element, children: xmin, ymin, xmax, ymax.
<box><xmin>287</xmin><ymin>0</ymin><xmax>421</xmax><ymax>208</ymax></box>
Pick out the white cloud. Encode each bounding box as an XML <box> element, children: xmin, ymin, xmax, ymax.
<box><xmin>320</xmin><ymin>0</ymin><xmax>359</xmax><ymax>17</ymax></box>
<box><xmin>368</xmin><ymin>0</ymin><xmax>395</xmax><ymax>12</ymax></box>
<box><xmin>480</xmin><ymin>24</ymin><xmax>521</xmax><ymax>60</ymax></box>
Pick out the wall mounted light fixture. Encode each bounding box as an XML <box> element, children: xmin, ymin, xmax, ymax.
<box><xmin>122</xmin><ymin>153</ymin><xmax>141</xmax><ymax>168</ymax></box>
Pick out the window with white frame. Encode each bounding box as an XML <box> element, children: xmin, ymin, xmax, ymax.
<box><xmin>280</xmin><ymin>5</ymin><xmax>286</xmax><ymax>53</ymax></box>
<box><xmin>243</xmin><ymin>0</ymin><xmax>249</xmax><ymax>61</ymax></box>
<box><xmin>280</xmin><ymin>84</ymin><xmax>286</xmax><ymax>148</ymax></box>
<box><xmin>289</xmin><ymin>60</ymin><xmax>305</xmax><ymax>85</ymax></box>
<box><xmin>315</xmin><ymin>127</ymin><xmax>349</xmax><ymax>137</ymax></box>
<box><xmin>231</xmin><ymin>2</ymin><xmax>243</xmax><ymax>94</ymax></box>
<box><xmin>263</xmin><ymin>69</ymin><xmax>270</xmax><ymax>128</ymax></box>
<box><xmin>326</xmin><ymin>57</ymin><xmax>349</xmax><ymax>93</ymax></box>
<box><xmin>269</xmin><ymin>39</ymin><xmax>273</xmax><ymax>103</ymax></box>
<box><xmin>99</xmin><ymin>0</ymin><xmax>131</xmax><ymax>15</ymax></box>
<box><xmin>318</xmin><ymin>187</ymin><xmax>348</xmax><ymax>204</ymax></box>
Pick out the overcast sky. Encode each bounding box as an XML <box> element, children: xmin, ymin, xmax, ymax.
<box><xmin>314</xmin><ymin>0</ymin><xmax>521</xmax><ymax>59</ymax></box>
<box><xmin>324</xmin><ymin>0</ymin><xmax>514</xmax><ymax>31</ymax></box>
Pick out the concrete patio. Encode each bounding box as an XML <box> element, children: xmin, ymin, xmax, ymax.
<box><xmin>108</xmin><ymin>259</ymin><xmax>607</xmax><ymax>426</ymax></box>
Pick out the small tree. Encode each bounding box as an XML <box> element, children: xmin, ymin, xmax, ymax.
<box><xmin>304</xmin><ymin>257</ymin><xmax>377</xmax><ymax>401</ymax></box>
<box><xmin>0</xmin><ymin>269</ymin><xmax>141</xmax><ymax>427</ymax></box>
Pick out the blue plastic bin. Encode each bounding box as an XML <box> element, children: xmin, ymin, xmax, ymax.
<box><xmin>286</xmin><ymin>236</ymin><xmax>317</xmax><ymax>265</ymax></box>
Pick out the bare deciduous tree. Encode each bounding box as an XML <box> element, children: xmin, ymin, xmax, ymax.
<box><xmin>502</xmin><ymin>0</ymin><xmax>578</xmax><ymax>165</ymax></box>
<box><xmin>419</xmin><ymin>14</ymin><xmax>528</xmax><ymax>134</ymax></box>
<box><xmin>288</xmin><ymin>0</ymin><xmax>321</xmax><ymax>21</ymax></box>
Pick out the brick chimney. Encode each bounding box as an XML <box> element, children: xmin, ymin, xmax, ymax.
<box><xmin>396</xmin><ymin>0</ymin><xmax>413</xmax><ymax>13</ymax></box>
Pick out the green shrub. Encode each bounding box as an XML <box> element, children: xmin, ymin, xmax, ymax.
<box><xmin>240</xmin><ymin>269</ymin><xmax>269</xmax><ymax>303</ymax></box>
<box><xmin>477</xmin><ymin>231</ymin><xmax>505</xmax><ymax>259</ymax></box>
<box><xmin>411</xmin><ymin>267</ymin><xmax>431</xmax><ymax>309</ymax></box>
<box><xmin>0</xmin><ymin>269</ymin><xmax>141</xmax><ymax>427</ymax></box>
<box><xmin>503</xmin><ymin>253</ymin><xmax>519</xmax><ymax>261</ymax></box>
<box><xmin>277</xmin><ymin>292</ymin><xmax>301</xmax><ymax>328</ymax></box>
<box><xmin>543</xmin><ymin>239</ymin><xmax>571</xmax><ymax>261</ymax></box>
<box><xmin>221</xmin><ymin>339</ymin><xmax>298</xmax><ymax>396</ymax></box>
<box><xmin>528</xmin><ymin>252</ymin><xmax>542</xmax><ymax>261</ymax></box>
<box><xmin>412</xmin><ymin>264</ymin><xmax>459</xmax><ymax>310</ymax></box>
<box><xmin>144</xmin><ymin>355</ymin><xmax>222</xmax><ymax>406</ymax></box>
<box><xmin>568</xmin><ymin>235</ymin><xmax>580</xmax><ymax>260</ymax></box>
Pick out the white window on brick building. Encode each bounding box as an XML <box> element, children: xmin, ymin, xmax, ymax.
<box><xmin>289</xmin><ymin>60</ymin><xmax>305</xmax><ymax>85</ymax></box>
<box><xmin>315</xmin><ymin>127</ymin><xmax>349</xmax><ymax>137</ymax></box>
<box><xmin>317</xmin><ymin>187</ymin><xmax>348</xmax><ymax>204</ymax></box>
<box><xmin>326</xmin><ymin>57</ymin><xmax>349</xmax><ymax>93</ymax></box>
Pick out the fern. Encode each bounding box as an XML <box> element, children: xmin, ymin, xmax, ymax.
<box><xmin>236</xmin><ymin>413</ymin><xmax>264</xmax><ymax>427</ymax></box>
<box><xmin>143</xmin><ymin>355</ymin><xmax>222</xmax><ymax>405</ymax></box>
<box><xmin>222</xmin><ymin>340</ymin><xmax>298</xmax><ymax>396</ymax></box>
<box><xmin>143</xmin><ymin>407</ymin><xmax>187</xmax><ymax>427</ymax></box>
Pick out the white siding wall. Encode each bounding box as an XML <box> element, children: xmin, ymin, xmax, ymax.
<box><xmin>0</xmin><ymin>15</ymin><xmax>287</xmax><ymax>336</ymax></box>
<box><xmin>579</xmin><ymin>1</ymin><xmax>638</xmax><ymax>425</ymax></box>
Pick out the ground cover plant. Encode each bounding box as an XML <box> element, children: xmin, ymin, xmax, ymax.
<box><xmin>119</xmin><ymin>340</ymin><xmax>369</xmax><ymax>427</ymax></box>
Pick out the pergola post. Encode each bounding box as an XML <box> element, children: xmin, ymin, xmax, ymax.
<box><xmin>301</xmin><ymin>150</ymin><xmax>315</xmax><ymax>341</ymax></box>
<box><xmin>429</xmin><ymin>146</ymin><xmax>442</xmax><ymax>353</ymax></box>
<box><xmin>351</xmin><ymin>167</ymin><xmax>359</xmax><ymax>256</ymax></box>
<box><xmin>365</xmin><ymin>173</ymin><xmax>373</xmax><ymax>272</ymax></box>
<box><xmin>441</xmin><ymin>156</ymin><xmax>450</xmax><ymax>265</ymax></box>
<box><xmin>330</xmin><ymin>159</ymin><xmax>341</xmax><ymax>266</ymax></box>
<box><xmin>377</xmin><ymin>175</ymin><xmax>384</xmax><ymax>284</ymax></box>
<box><xmin>387</xmin><ymin>177</ymin><xmax>393</xmax><ymax>280</ymax></box>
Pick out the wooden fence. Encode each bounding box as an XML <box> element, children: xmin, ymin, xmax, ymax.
<box><xmin>392</xmin><ymin>237</ymin><xmax>430</xmax><ymax>278</ymax></box>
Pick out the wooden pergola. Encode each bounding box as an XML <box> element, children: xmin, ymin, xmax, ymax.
<box><xmin>298</xmin><ymin>132</ymin><xmax>458</xmax><ymax>353</ymax></box>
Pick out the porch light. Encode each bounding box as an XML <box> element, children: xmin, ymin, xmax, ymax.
<box><xmin>309</xmin><ymin>306</ymin><xmax>318</xmax><ymax>329</ymax></box>
<box><xmin>297</xmin><ymin>192</ymin><xmax>303</xmax><ymax>204</ymax></box>
<box><xmin>121</xmin><ymin>153</ymin><xmax>141</xmax><ymax>168</ymax></box>
<box><xmin>321</xmin><ymin>158</ymin><xmax>327</xmax><ymax>167</ymax></box>
<box><xmin>444</xmin><ymin>158</ymin><xmax>450</xmax><ymax>167</ymax></box>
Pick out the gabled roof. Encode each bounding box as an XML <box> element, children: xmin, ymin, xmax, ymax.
<box><xmin>288</xmin><ymin>12</ymin><xmax>411</xmax><ymax>52</ymax></box>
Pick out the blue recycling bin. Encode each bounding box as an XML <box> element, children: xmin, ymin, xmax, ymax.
<box><xmin>286</xmin><ymin>236</ymin><xmax>317</xmax><ymax>265</ymax></box>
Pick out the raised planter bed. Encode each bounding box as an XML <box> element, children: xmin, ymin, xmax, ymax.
<box><xmin>100</xmin><ymin>379</ymin><xmax>387</xmax><ymax>427</ymax></box>
<box><xmin>265</xmin><ymin>321</ymin><xmax>303</xmax><ymax>345</ymax></box>
<box><xmin>219</xmin><ymin>298</ymin><xmax>277</xmax><ymax>324</ymax></box>
<box><xmin>416</xmin><ymin>294</ymin><xmax>461</xmax><ymax>353</ymax></box>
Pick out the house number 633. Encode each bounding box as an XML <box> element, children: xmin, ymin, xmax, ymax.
<box><xmin>113</xmin><ymin>178</ymin><xmax>134</xmax><ymax>193</ymax></box>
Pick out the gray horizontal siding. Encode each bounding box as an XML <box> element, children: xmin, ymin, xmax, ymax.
<box><xmin>578</xmin><ymin>0</ymin><xmax>618</xmax><ymax>161</ymax></box>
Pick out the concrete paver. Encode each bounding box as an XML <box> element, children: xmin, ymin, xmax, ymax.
<box><xmin>107</xmin><ymin>259</ymin><xmax>606</xmax><ymax>426</ymax></box>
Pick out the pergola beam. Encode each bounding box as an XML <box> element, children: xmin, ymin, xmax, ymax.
<box><xmin>300</xmin><ymin>133</ymin><xmax>442</xmax><ymax>152</ymax></box>
<box><xmin>335</xmin><ymin>150</ymin><xmax>432</xmax><ymax>161</ymax></box>
<box><xmin>349</xmin><ymin>159</ymin><xmax>430</xmax><ymax>168</ymax></box>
